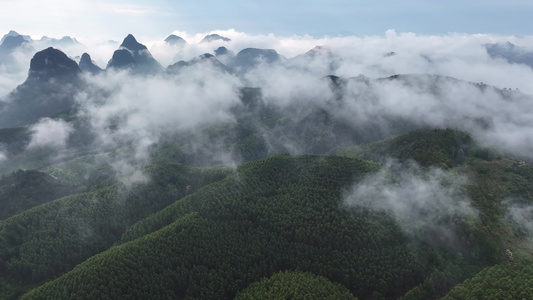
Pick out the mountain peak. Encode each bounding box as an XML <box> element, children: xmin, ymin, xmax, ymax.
<box><xmin>201</xmin><ymin>34</ymin><xmax>231</xmax><ymax>43</ymax></box>
<box><xmin>164</xmin><ymin>34</ymin><xmax>187</xmax><ymax>45</ymax></box>
<box><xmin>120</xmin><ymin>34</ymin><xmax>147</xmax><ymax>51</ymax></box>
<box><xmin>58</xmin><ymin>36</ymin><xmax>79</xmax><ymax>45</ymax></box>
<box><xmin>199</xmin><ymin>53</ymin><xmax>215</xmax><ymax>60</ymax></box>
<box><xmin>79</xmin><ymin>52</ymin><xmax>103</xmax><ymax>75</ymax></box>
<box><xmin>38</xmin><ymin>35</ymin><xmax>80</xmax><ymax>47</ymax></box>
<box><xmin>306</xmin><ymin>45</ymin><xmax>331</xmax><ymax>55</ymax></box>
<box><xmin>1</xmin><ymin>30</ymin><xmax>32</xmax><ymax>44</ymax></box>
<box><xmin>0</xmin><ymin>35</ymin><xmax>29</xmax><ymax>51</ymax></box>
<box><xmin>214</xmin><ymin>46</ymin><xmax>229</xmax><ymax>56</ymax></box>
<box><xmin>167</xmin><ymin>53</ymin><xmax>232</xmax><ymax>74</ymax></box>
<box><xmin>28</xmin><ymin>47</ymin><xmax>81</xmax><ymax>80</ymax></box>
<box><xmin>233</xmin><ymin>48</ymin><xmax>281</xmax><ymax>70</ymax></box>
<box><xmin>108</xmin><ymin>35</ymin><xmax>161</xmax><ymax>73</ymax></box>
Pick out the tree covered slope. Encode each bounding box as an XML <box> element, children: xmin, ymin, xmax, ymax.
<box><xmin>0</xmin><ymin>129</ymin><xmax>532</xmax><ymax>300</ymax></box>
<box><xmin>0</xmin><ymin>163</ymin><xmax>233</xmax><ymax>299</ymax></box>
<box><xmin>20</xmin><ymin>154</ymin><xmax>417</xmax><ymax>299</ymax></box>
<box><xmin>443</xmin><ymin>262</ymin><xmax>533</xmax><ymax>300</ymax></box>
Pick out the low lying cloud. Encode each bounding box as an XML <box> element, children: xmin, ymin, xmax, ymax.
<box><xmin>343</xmin><ymin>160</ymin><xmax>477</xmax><ymax>246</ymax></box>
<box><xmin>74</xmin><ymin>63</ymin><xmax>242</xmax><ymax>175</ymax></box>
<box><xmin>2</xmin><ymin>29</ymin><xmax>533</xmax><ymax>174</ymax></box>
<box><xmin>68</xmin><ymin>30</ymin><xmax>533</xmax><ymax>170</ymax></box>
<box><xmin>333</xmin><ymin>75</ymin><xmax>533</xmax><ymax>160</ymax></box>
<box><xmin>144</xmin><ymin>29</ymin><xmax>533</xmax><ymax>92</ymax></box>
<box><xmin>0</xmin><ymin>50</ymin><xmax>32</xmax><ymax>98</ymax></box>
<box><xmin>505</xmin><ymin>200</ymin><xmax>533</xmax><ymax>239</ymax></box>
<box><xmin>27</xmin><ymin>118</ymin><xmax>73</xmax><ymax>149</ymax></box>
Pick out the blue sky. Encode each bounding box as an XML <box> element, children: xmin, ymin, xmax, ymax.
<box><xmin>0</xmin><ymin>0</ymin><xmax>532</xmax><ymax>40</ymax></box>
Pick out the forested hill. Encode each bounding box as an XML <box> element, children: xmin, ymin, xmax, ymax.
<box><xmin>0</xmin><ymin>169</ymin><xmax>69</xmax><ymax>220</ymax></box>
<box><xmin>1</xmin><ymin>129</ymin><xmax>533</xmax><ymax>299</ymax></box>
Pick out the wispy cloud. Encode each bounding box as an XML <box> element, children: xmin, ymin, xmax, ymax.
<box><xmin>27</xmin><ymin>118</ymin><xmax>74</xmax><ymax>149</ymax></box>
<box><xmin>343</xmin><ymin>159</ymin><xmax>477</xmax><ymax>248</ymax></box>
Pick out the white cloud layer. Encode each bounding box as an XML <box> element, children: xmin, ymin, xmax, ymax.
<box><xmin>27</xmin><ymin>118</ymin><xmax>74</xmax><ymax>149</ymax></box>
<box><xmin>505</xmin><ymin>200</ymin><xmax>533</xmax><ymax>239</ymax></box>
<box><xmin>2</xmin><ymin>30</ymin><xmax>533</xmax><ymax>170</ymax></box>
<box><xmin>75</xmin><ymin>63</ymin><xmax>242</xmax><ymax>169</ymax></box>
<box><xmin>343</xmin><ymin>159</ymin><xmax>477</xmax><ymax>245</ymax></box>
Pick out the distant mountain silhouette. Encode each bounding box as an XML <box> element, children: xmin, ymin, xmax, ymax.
<box><xmin>214</xmin><ymin>46</ymin><xmax>230</xmax><ymax>56</ymax></box>
<box><xmin>107</xmin><ymin>34</ymin><xmax>162</xmax><ymax>73</ymax></box>
<box><xmin>39</xmin><ymin>36</ymin><xmax>81</xmax><ymax>47</ymax></box>
<box><xmin>164</xmin><ymin>34</ymin><xmax>187</xmax><ymax>45</ymax></box>
<box><xmin>213</xmin><ymin>46</ymin><xmax>235</xmax><ymax>65</ymax></box>
<box><xmin>289</xmin><ymin>45</ymin><xmax>340</xmax><ymax>74</ymax></box>
<box><xmin>167</xmin><ymin>53</ymin><xmax>233</xmax><ymax>74</ymax></box>
<box><xmin>79</xmin><ymin>53</ymin><xmax>103</xmax><ymax>75</ymax></box>
<box><xmin>486</xmin><ymin>42</ymin><xmax>533</xmax><ymax>69</ymax></box>
<box><xmin>233</xmin><ymin>48</ymin><xmax>283</xmax><ymax>71</ymax></box>
<box><xmin>201</xmin><ymin>34</ymin><xmax>231</xmax><ymax>43</ymax></box>
<box><xmin>0</xmin><ymin>30</ymin><xmax>32</xmax><ymax>44</ymax></box>
<box><xmin>0</xmin><ymin>35</ymin><xmax>30</xmax><ymax>52</ymax></box>
<box><xmin>0</xmin><ymin>34</ymin><xmax>35</xmax><ymax>65</ymax></box>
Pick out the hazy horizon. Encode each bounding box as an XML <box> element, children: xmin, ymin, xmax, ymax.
<box><xmin>1</xmin><ymin>1</ymin><xmax>533</xmax><ymax>41</ymax></box>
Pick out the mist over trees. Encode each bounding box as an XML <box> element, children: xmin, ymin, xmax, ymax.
<box><xmin>1</xmin><ymin>29</ymin><xmax>533</xmax><ymax>299</ymax></box>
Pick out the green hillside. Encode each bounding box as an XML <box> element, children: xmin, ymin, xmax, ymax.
<box><xmin>0</xmin><ymin>169</ymin><xmax>70</xmax><ymax>220</ymax></box>
<box><xmin>0</xmin><ymin>128</ymin><xmax>532</xmax><ymax>299</ymax></box>
<box><xmin>443</xmin><ymin>262</ymin><xmax>533</xmax><ymax>299</ymax></box>
<box><xmin>0</xmin><ymin>163</ymin><xmax>233</xmax><ymax>299</ymax></box>
<box><xmin>335</xmin><ymin>128</ymin><xmax>473</xmax><ymax>168</ymax></box>
<box><xmin>234</xmin><ymin>270</ymin><xmax>358</xmax><ymax>299</ymax></box>
<box><xmin>20</xmin><ymin>154</ymin><xmax>419</xmax><ymax>299</ymax></box>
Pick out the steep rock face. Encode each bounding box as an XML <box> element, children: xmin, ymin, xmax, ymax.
<box><xmin>79</xmin><ymin>53</ymin><xmax>103</xmax><ymax>75</ymax></box>
<box><xmin>28</xmin><ymin>47</ymin><xmax>81</xmax><ymax>81</ymax></box>
<box><xmin>164</xmin><ymin>34</ymin><xmax>187</xmax><ymax>46</ymax></box>
<box><xmin>201</xmin><ymin>34</ymin><xmax>231</xmax><ymax>43</ymax></box>
<box><xmin>106</xmin><ymin>34</ymin><xmax>161</xmax><ymax>73</ymax></box>
<box><xmin>0</xmin><ymin>48</ymin><xmax>82</xmax><ymax>128</ymax></box>
<box><xmin>108</xmin><ymin>49</ymin><xmax>135</xmax><ymax>69</ymax></box>
<box><xmin>120</xmin><ymin>34</ymin><xmax>146</xmax><ymax>51</ymax></box>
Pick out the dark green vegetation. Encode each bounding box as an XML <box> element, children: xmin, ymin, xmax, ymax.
<box><xmin>0</xmin><ymin>128</ymin><xmax>532</xmax><ymax>299</ymax></box>
<box><xmin>0</xmin><ymin>163</ymin><xmax>233</xmax><ymax>299</ymax></box>
<box><xmin>234</xmin><ymin>271</ymin><xmax>357</xmax><ymax>299</ymax></box>
<box><xmin>335</xmin><ymin>128</ymin><xmax>473</xmax><ymax>168</ymax></box>
<box><xmin>0</xmin><ymin>169</ymin><xmax>69</xmax><ymax>220</ymax></box>
<box><xmin>443</xmin><ymin>262</ymin><xmax>533</xmax><ymax>299</ymax></box>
